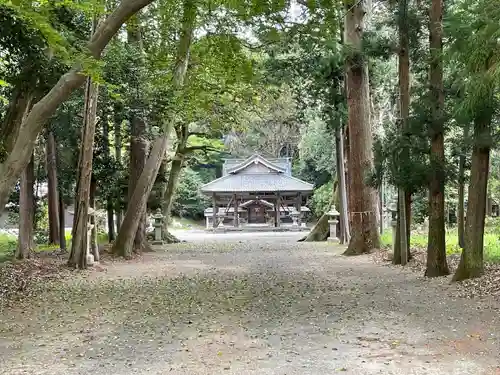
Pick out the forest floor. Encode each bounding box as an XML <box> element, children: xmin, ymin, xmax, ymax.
<box><xmin>1</xmin><ymin>231</ymin><xmax>500</xmax><ymax>375</ymax></box>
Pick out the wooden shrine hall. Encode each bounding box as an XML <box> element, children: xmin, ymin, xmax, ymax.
<box><xmin>200</xmin><ymin>154</ymin><xmax>314</xmax><ymax>230</ymax></box>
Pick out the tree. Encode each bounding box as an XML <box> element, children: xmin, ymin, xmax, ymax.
<box><xmin>343</xmin><ymin>0</ymin><xmax>381</xmax><ymax>255</ymax></box>
<box><xmin>0</xmin><ymin>0</ymin><xmax>155</xmax><ymax>216</ymax></box>
<box><xmin>16</xmin><ymin>154</ymin><xmax>35</xmax><ymax>259</ymax></box>
<box><xmin>425</xmin><ymin>0</ymin><xmax>449</xmax><ymax>277</ymax></box>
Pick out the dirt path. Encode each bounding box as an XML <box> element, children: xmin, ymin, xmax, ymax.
<box><xmin>1</xmin><ymin>232</ymin><xmax>499</xmax><ymax>375</ymax></box>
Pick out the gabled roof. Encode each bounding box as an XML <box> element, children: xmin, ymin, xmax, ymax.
<box><xmin>200</xmin><ymin>173</ymin><xmax>314</xmax><ymax>193</ymax></box>
<box><xmin>226</xmin><ymin>154</ymin><xmax>285</xmax><ymax>174</ymax></box>
<box><xmin>240</xmin><ymin>199</ymin><xmax>275</xmax><ymax>208</ymax></box>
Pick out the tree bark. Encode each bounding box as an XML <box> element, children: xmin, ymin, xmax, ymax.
<box><xmin>457</xmin><ymin>125</ymin><xmax>469</xmax><ymax>249</ymax></box>
<box><xmin>16</xmin><ymin>153</ymin><xmax>35</xmax><ymax>260</ymax></box>
<box><xmin>336</xmin><ymin>124</ymin><xmax>350</xmax><ymax>244</ymax></box>
<box><xmin>68</xmin><ymin>76</ymin><xmax>99</xmax><ymax>269</ymax></box>
<box><xmin>114</xmin><ymin>106</ymin><xmax>123</xmax><ymax>232</ymax></box>
<box><xmin>453</xmin><ymin>115</ymin><xmax>492</xmax><ymax>281</ymax></box>
<box><xmin>0</xmin><ymin>0</ymin><xmax>155</xmax><ymax>216</ymax></box>
<box><xmin>425</xmin><ymin>0</ymin><xmax>449</xmax><ymax>277</ymax></box>
<box><xmin>127</xmin><ymin>14</ymin><xmax>152</xmax><ymax>254</ymax></box>
<box><xmin>112</xmin><ymin>135</ymin><xmax>171</xmax><ymax>257</ymax></box>
<box><xmin>46</xmin><ymin>130</ymin><xmax>60</xmax><ymax>245</ymax></box>
<box><xmin>394</xmin><ymin>0</ymin><xmax>411</xmax><ymax>265</ymax></box>
<box><xmin>344</xmin><ymin>0</ymin><xmax>380</xmax><ymax>255</ymax></box>
<box><xmin>102</xmin><ymin>114</ymin><xmax>115</xmax><ymax>242</ymax></box>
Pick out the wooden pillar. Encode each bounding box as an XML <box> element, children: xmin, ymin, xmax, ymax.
<box><xmin>275</xmin><ymin>194</ymin><xmax>281</xmax><ymax>227</ymax></box>
<box><xmin>212</xmin><ymin>193</ymin><xmax>218</xmax><ymax>229</ymax></box>
<box><xmin>233</xmin><ymin>194</ymin><xmax>239</xmax><ymax>227</ymax></box>
<box><xmin>295</xmin><ymin>193</ymin><xmax>302</xmax><ymax>226</ymax></box>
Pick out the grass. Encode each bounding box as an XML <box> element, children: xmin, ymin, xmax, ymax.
<box><xmin>381</xmin><ymin>224</ymin><xmax>500</xmax><ymax>263</ymax></box>
<box><xmin>0</xmin><ymin>230</ymin><xmax>109</xmax><ymax>263</ymax></box>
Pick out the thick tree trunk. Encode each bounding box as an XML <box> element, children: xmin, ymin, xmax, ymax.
<box><xmin>46</xmin><ymin>130</ymin><xmax>60</xmax><ymax>244</ymax></box>
<box><xmin>16</xmin><ymin>154</ymin><xmax>35</xmax><ymax>260</ymax></box>
<box><xmin>112</xmin><ymin>135</ymin><xmax>171</xmax><ymax>257</ymax></box>
<box><xmin>453</xmin><ymin>117</ymin><xmax>491</xmax><ymax>281</ymax></box>
<box><xmin>68</xmin><ymin>76</ymin><xmax>99</xmax><ymax>269</ymax></box>
<box><xmin>457</xmin><ymin>125</ymin><xmax>469</xmax><ymax>249</ymax></box>
<box><xmin>344</xmin><ymin>0</ymin><xmax>380</xmax><ymax>255</ymax></box>
<box><xmin>299</xmin><ymin>213</ymin><xmax>330</xmax><ymax>242</ymax></box>
<box><xmin>0</xmin><ymin>85</ymin><xmax>35</xmax><ymax>158</ymax></box>
<box><xmin>425</xmin><ymin>0</ymin><xmax>449</xmax><ymax>277</ymax></box>
<box><xmin>127</xmin><ymin>17</ymin><xmax>152</xmax><ymax>254</ymax></box>
<box><xmin>0</xmin><ymin>0</ymin><xmax>154</xmax><ymax>216</ymax></box>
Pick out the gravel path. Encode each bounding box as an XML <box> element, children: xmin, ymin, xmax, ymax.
<box><xmin>1</xmin><ymin>231</ymin><xmax>499</xmax><ymax>375</ymax></box>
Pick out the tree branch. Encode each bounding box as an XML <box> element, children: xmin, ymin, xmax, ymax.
<box><xmin>181</xmin><ymin>145</ymin><xmax>221</xmax><ymax>154</ymax></box>
<box><xmin>187</xmin><ymin>131</ymin><xmax>211</xmax><ymax>138</ymax></box>
<box><xmin>0</xmin><ymin>0</ymin><xmax>155</xmax><ymax>214</ymax></box>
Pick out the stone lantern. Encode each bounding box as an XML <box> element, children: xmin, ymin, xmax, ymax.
<box><xmin>290</xmin><ymin>207</ymin><xmax>300</xmax><ymax>227</ymax></box>
<box><xmin>327</xmin><ymin>205</ymin><xmax>340</xmax><ymax>243</ymax></box>
<box><xmin>217</xmin><ymin>211</ymin><xmax>226</xmax><ymax>228</ymax></box>
<box><xmin>387</xmin><ymin>194</ymin><xmax>398</xmax><ymax>252</ymax></box>
<box><xmin>152</xmin><ymin>208</ymin><xmax>164</xmax><ymax>245</ymax></box>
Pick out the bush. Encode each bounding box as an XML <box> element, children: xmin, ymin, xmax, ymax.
<box><xmin>172</xmin><ymin>168</ymin><xmax>210</xmax><ymax>220</ymax></box>
<box><xmin>309</xmin><ymin>181</ymin><xmax>333</xmax><ymax>217</ymax></box>
<box><xmin>0</xmin><ymin>232</ymin><xmax>17</xmax><ymax>261</ymax></box>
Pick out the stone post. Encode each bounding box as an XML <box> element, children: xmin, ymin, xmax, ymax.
<box><xmin>387</xmin><ymin>195</ymin><xmax>398</xmax><ymax>254</ymax></box>
<box><xmin>86</xmin><ymin>208</ymin><xmax>95</xmax><ymax>266</ymax></box>
<box><xmin>327</xmin><ymin>206</ymin><xmax>340</xmax><ymax>243</ymax></box>
<box><xmin>291</xmin><ymin>207</ymin><xmax>300</xmax><ymax>228</ymax></box>
<box><xmin>152</xmin><ymin>208</ymin><xmax>164</xmax><ymax>245</ymax></box>
<box><xmin>218</xmin><ymin>211</ymin><xmax>226</xmax><ymax>228</ymax></box>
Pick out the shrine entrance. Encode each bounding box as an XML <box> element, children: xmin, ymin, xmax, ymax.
<box><xmin>247</xmin><ymin>204</ymin><xmax>267</xmax><ymax>224</ymax></box>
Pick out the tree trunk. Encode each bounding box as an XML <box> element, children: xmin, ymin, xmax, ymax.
<box><xmin>0</xmin><ymin>84</ymin><xmax>35</xmax><ymax>158</ymax></box>
<box><xmin>114</xmin><ymin>107</ymin><xmax>123</xmax><ymax>232</ymax></box>
<box><xmin>68</xmin><ymin>76</ymin><xmax>99</xmax><ymax>269</ymax></box>
<box><xmin>336</xmin><ymin>125</ymin><xmax>350</xmax><ymax>244</ymax></box>
<box><xmin>112</xmin><ymin>135</ymin><xmax>171</xmax><ymax>258</ymax></box>
<box><xmin>102</xmin><ymin>114</ymin><xmax>115</xmax><ymax>242</ymax></box>
<box><xmin>127</xmin><ymin>15</ymin><xmax>152</xmax><ymax>254</ymax></box>
<box><xmin>59</xmin><ymin>192</ymin><xmax>67</xmax><ymax>251</ymax></box>
<box><xmin>299</xmin><ymin>213</ymin><xmax>330</xmax><ymax>242</ymax></box>
<box><xmin>425</xmin><ymin>0</ymin><xmax>449</xmax><ymax>277</ymax></box>
<box><xmin>90</xmin><ymin>178</ymin><xmax>99</xmax><ymax>261</ymax></box>
<box><xmin>16</xmin><ymin>153</ymin><xmax>35</xmax><ymax>260</ymax></box>
<box><xmin>162</xmin><ymin>152</ymin><xmax>184</xmax><ymax>226</ymax></box>
<box><xmin>0</xmin><ymin>0</ymin><xmax>155</xmax><ymax>216</ymax></box>
<box><xmin>344</xmin><ymin>0</ymin><xmax>380</xmax><ymax>255</ymax></box>
<box><xmin>394</xmin><ymin>0</ymin><xmax>411</xmax><ymax>265</ymax></box>
<box><xmin>453</xmin><ymin>116</ymin><xmax>492</xmax><ymax>281</ymax></box>
<box><xmin>457</xmin><ymin>125</ymin><xmax>469</xmax><ymax>249</ymax></box>
<box><xmin>46</xmin><ymin>130</ymin><xmax>60</xmax><ymax>245</ymax></box>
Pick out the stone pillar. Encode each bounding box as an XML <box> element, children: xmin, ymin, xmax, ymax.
<box><xmin>387</xmin><ymin>195</ymin><xmax>398</xmax><ymax>254</ymax></box>
<box><xmin>327</xmin><ymin>206</ymin><xmax>340</xmax><ymax>243</ymax></box>
<box><xmin>295</xmin><ymin>194</ymin><xmax>302</xmax><ymax>226</ymax></box>
<box><xmin>86</xmin><ymin>208</ymin><xmax>95</xmax><ymax>266</ymax></box>
<box><xmin>291</xmin><ymin>207</ymin><xmax>300</xmax><ymax>228</ymax></box>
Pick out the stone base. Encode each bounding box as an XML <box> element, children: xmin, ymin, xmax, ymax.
<box><xmin>152</xmin><ymin>240</ymin><xmax>164</xmax><ymax>245</ymax></box>
<box><xmin>86</xmin><ymin>254</ymin><xmax>95</xmax><ymax>266</ymax></box>
<box><xmin>327</xmin><ymin>237</ymin><xmax>340</xmax><ymax>243</ymax></box>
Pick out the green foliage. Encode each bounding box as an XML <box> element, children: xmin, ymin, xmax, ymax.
<box><xmin>309</xmin><ymin>180</ymin><xmax>333</xmax><ymax>217</ymax></box>
<box><xmin>0</xmin><ymin>232</ymin><xmax>16</xmax><ymax>262</ymax></box>
<box><xmin>172</xmin><ymin>168</ymin><xmax>210</xmax><ymax>219</ymax></box>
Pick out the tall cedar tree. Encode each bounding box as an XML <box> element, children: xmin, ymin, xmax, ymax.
<box><xmin>344</xmin><ymin>0</ymin><xmax>381</xmax><ymax>255</ymax></box>
<box><xmin>425</xmin><ymin>0</ymin><xmax>449</xmax><ymax>277</ymax></box>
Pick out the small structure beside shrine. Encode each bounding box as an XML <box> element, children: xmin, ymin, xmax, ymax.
<box><xmin>200</xmin><ymin>154</ymin><xmax>314</xmax><ymax>231</ymax></box>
